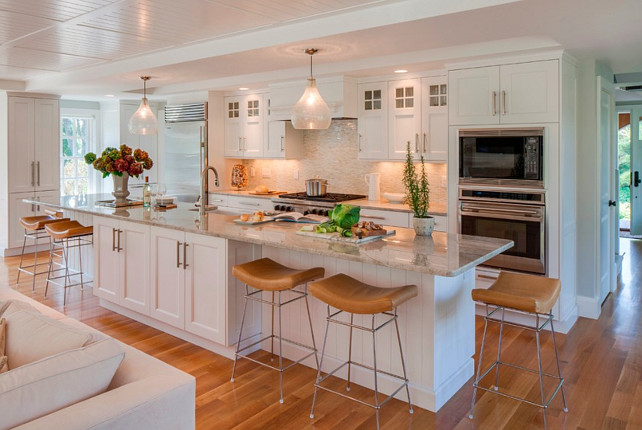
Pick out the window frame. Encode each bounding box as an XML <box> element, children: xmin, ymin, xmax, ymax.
<box><xmin>60</xmin><ymin>108</ymin><xmax>99</xmax><ymax>196</ymax></box>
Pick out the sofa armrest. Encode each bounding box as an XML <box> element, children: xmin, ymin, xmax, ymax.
<box><xmin>13</xmin><ymin>374</ymin><xmax>195</xmax><ymax>430</ymax></box>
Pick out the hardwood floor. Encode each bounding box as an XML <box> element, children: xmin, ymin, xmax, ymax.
<box><xmin>2</xmin><ymin>240</ymin><xmax>642</xmax><ymax>429</ymax></box>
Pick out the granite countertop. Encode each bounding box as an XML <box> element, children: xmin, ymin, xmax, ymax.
<box><xmin>212</xmin><ymin>189</ymin><xmax>447</xmax><ymax>216</ymax></box>
<box><xmin>27</xmin><ymin>194</ymin><xmax>510</xmax><ymax>277</ymax></box>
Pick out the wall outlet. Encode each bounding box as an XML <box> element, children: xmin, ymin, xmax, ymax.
<box><xmin>249</xmin><ymin>167</ymin><xmax>255</xmax><ymax>177</ymax></box>
<box><xmin>262</xmin><ymin>168</ymin><xmax>271</xmax><ymax>178</ymax></box>
<box><xmin>293</xmin><ymin>169</ymin><xmax>299</xmax><ymax>180</ymax></box>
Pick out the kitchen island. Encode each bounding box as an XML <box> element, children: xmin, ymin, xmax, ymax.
<box><xmin>26</xmin><ymin>194</ymin><xmax>512</xmax><ymax>412</ymax></box>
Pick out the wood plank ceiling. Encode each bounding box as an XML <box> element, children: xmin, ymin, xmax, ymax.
<box><xmin>0</xmin><ymin>0</ymin><xmax>391</xmax><ymax>81</ymax></box>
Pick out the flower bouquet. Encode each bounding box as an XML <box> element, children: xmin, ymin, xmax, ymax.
<box><xmin>84</xmin><ymin>144</ymin><xmax>153</xmax><ymax>178</ymax></box>
<box><xmin>84</xmin><ymin>144</ymin><xmax>153</xmax><ymax>204</ymax></box>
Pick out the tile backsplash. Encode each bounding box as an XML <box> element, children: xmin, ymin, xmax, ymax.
<box><xmin>240</xmin><ymin>120</ymin><xmax>447</xmax><ymax>203</ymax></box>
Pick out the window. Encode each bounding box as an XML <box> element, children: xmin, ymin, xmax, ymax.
<box><xmin>364</xmin><ymin>90</ymin><xmax>382</xmax><ymax>111</ymax></box>
<box><xmin>395</xmin><ymin>86</ymin><xmax>414</xmax><ymax>108</ymax></box>
<box><xmin>60</xmin><ymin>116</ymin><xmax>94</xmax><ymax>196</ymax></box>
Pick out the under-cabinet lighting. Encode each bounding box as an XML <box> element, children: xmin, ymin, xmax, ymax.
<box><xmin>394</xmin><ymin>69</ymin><xmax>408</xmax><ymax>74</ymax></box>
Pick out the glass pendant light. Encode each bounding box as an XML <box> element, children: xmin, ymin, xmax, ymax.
<box><xmin>291</xmin><ymin>48</ymin><xmax>331</xmax><ymax>130</ymax></box>
<box><xmin>128</xmin><ymin>76</ymin><xmax>158</xmax><ymax>135</ymax></box>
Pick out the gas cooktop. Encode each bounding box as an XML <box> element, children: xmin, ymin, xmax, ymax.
<box><xmin>277</xmin><ymin>192</ymin><xmax>366</xmax><ymax>202</ymax></box>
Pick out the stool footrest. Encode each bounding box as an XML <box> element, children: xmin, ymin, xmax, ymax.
<box><xmin>235</xmin><ymin>333</ymin><xmax>317</xmax><ymax>373</ymax></box>
<box><xmin>315</xmin><ymin>359</ymin><xmax>409</xmax><ymax>410</ymax></box>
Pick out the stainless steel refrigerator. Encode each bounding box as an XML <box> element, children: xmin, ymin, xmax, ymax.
<box><xmin>161</xmin><ymin>103</ymin><xmax>207</xmax><ymax>203</ymax></box>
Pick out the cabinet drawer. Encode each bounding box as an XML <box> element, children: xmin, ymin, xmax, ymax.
<box><xmin>225</xmin><ymin>195</ymin><xmax>273</xmax><ymax>211</ymax></box>
<box><xmin>208</xmin><ymin>193</ymin><xmax>228</xmax><ymax>206</ymax></box>
<box><xmin>360</xmin><ymin>208</ymin><xmax>409</xmax><ymax>228</ymax></box>
<box><xmin>475</xmin><ymin>267</ymin><xmax>501</xmax><ymax>290</ymax></box>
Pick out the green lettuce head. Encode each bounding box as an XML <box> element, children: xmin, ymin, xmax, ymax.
<box><xmin>329</xmin><ymin>204</ymin><xmax>361</xmax><ymax>229</ymax></box>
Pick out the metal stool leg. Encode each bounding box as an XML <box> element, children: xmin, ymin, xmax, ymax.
<box><xmin>16</xmin><ymin>230</ymin><xmax>28</xmax><ymax>285</ymax></box>
<box><xmin>493</xmin><ymin>307</ymin><xmax>506</xmax><ymax>390</ymax></box>
<box><xmin>271</xmin><ymin>291</ymin><xmax>275</xmax><ymax>361</ymax></box>
<box><xmin>372</xmin><ymin>314</ymin><xmax>380</xmax><ymax>430</ymax></box>
<box><xmin>303</xmin><ymin>284</ymin><xmax>319</xmax><ymax>371</ymax></box>
<box><xmin>346</xmin><ymin>313</ymin><xmax>354</xmax><ymax>392</ymax></box>
<box><xmin>310</xmin><ymin>305</ymin><xmax>331</xmax><ymax>419</ymax></box>
<box><xmin>535</xmin><ymin>315</ymin><xmax>548</xmax><ymax>429</ymax></box>
<box><xmin>277</xmin><ymin>290</ymin><xmax>284</xmax><ymax>404</ymax></box>
<box><xmin>394</xmin><ymin>311</ymin><xmax>413</xmax><ymax>413</ymax></box>
<box><xmin>469</xmin><ymin>305</ymin><xmax>491</xmax><ymax>419</ymax></box>
<box><xmin>31</xmin><ymin>233</ymin><xmax>40</xmax><ymax>292</ymax></box>
<box><xmin>45</xmin><ymin>237</ymin><xmax>53</xmax><ymax>298</ymax></box>
<box><xmin>550</xmin><ymin>317</ymin><xmax>568</xmax><ymax>412</ymax></box>
<box><xmin>231</xmin><ymin>284</ymin><xmax>250</xmax><ymax>383</ymax></box>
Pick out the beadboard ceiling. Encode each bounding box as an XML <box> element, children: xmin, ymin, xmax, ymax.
<box><xmin>1</xmin><ymin>0</ymin><xmax>641</xmax><ymax>98</ymax></box>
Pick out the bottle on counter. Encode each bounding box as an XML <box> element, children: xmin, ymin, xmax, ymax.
<box><xmin>142</xmin><ymin>176</ymin><xmax>151</xmax><ymax>207</ymax></box>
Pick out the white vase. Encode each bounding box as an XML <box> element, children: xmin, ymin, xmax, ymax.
<box><xmin>112</xmin><ymin>172</ymin><xmax>130</xmax><ymax>205</ymax></box>
<box><xmin>413</xmin><ymin>216</ymin><xmax>435</xmax><ymax>236</ymax></box>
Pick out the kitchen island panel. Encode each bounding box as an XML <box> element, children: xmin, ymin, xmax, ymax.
<box><xmin>261</xmin><ymin>245</ymin><xmax>475</xmax><ymax>412</ymax></box>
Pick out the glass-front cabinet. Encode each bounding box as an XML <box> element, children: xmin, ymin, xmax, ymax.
<box><xmin>357</xmin><ymin>82</ymin><xmax>388</xmax><ymax>160</ymax></box>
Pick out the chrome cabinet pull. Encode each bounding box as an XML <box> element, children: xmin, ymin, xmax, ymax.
<box><xmin>358</xmin><ymin>134</ymin><xmax>362</xmax><ymax>152</ymax></box>
<box><xmin>477</xmin><ymin>274</ymin><xmax>498</xmax><ymax>281</ymax></box>
<box><xmin>502</xmin><ymin>90</ymin><xmax>506</xmax><ymax>115</ymax></box>
<box><xmin>112</xmin><ymin>228</ymin><xmax>116</xmax><ymax>252</ymax></box>
<box><xmin>239</xmin><ymin>201</ymin><xmax>260</xmax><ymax>206</ymax></box>
<box><xmin>415</xmin><ymin>133</ymin><xmax>419</xmax><ymax>152</ymax></box>
<box><xmin>423</xmin><ymin>132</ymin><xmax>427</xmax><ymax>153</ymax></box>
<box><xmin>243</xmin><ymin>137</ymin><xmax>247</xmax><ymax>151</ymax></box>
<box><xmin>36</xmin><ymin>161</ymin><xmax>40</xmax><ymax>186</ymax></box>
<box><xmin>176</xmin><ymin>241</ymin><xmax>182</xmax><ymax>268</ymax></box>
<box><xmin>31</xmin><ymin>161</ymin><xmax>35</xmax><ymax>186</ymax></box>
<box><xmin>117</xmin><ymin>229</ymin><xmax>123</xmax><ymax>252</ymax></box>
<box><xmin>361</xmin><ymin>214</ymin><xmax>386</xmax><ymax>220</ymax></box>
<box><xmin>280</xmin><ymin>136</ymin><xmax>284</xmax><ymax>151</ymax></box>
<box><xmin>183</xmin><ymin>243</ymin><xmax>189</xmax><ymax>269</ymax></box>
<box><xmin>492</xmin><ymin>91</ymin><xmax>497</xmax><ymax>116</ymax></box>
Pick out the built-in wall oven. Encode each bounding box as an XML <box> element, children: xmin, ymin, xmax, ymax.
<box><xmin>459</xmin><ymin>187</ymin><xmax>546</xmax><ymax>274</ymax></box>
<box><xmin>459</xmin><ymin>128</ymin><xmax>544</xmax><ymax>187</ymax></box>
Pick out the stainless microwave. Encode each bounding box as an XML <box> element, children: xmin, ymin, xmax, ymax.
<box><xmin>459</xmin><ymin>128</ymin><xmax>543</xmax><ymax>187</ymax></box>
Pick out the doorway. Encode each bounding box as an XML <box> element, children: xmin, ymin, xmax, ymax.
<box><xmin>618</xmin><ymin>105</ymin><xmax>642</xmax><ymax>238</ymax></box>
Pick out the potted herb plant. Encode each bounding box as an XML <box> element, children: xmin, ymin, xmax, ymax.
<box><xmin>402</xmin><ymin>141</ymin><xmax>434</xmax><ymax>236</ymax></box>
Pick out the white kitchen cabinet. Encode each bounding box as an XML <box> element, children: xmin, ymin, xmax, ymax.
<box><xmin>94</xmin><ymin>216</ymin><xmax>150</xmax><ymax>315</ymax></box>
<box><xmin>360</xmin><ymin>208</ymin><xmax>410</xmax><ymax>228</ymax></box>
<box><xmin>388</xmin><ymin>79</ymin><xmax>422</xmax><ymax>160</ymax></box>
<box><xmin>224</xmin><ymin>94</ymin><xmax>265</xmax><ymax>159</ymax></box>
<box><xmin>184</xmin><ymin>232</ymin><xmax>226</xmax><ymax>342</ymax></box>
<box><xmin>7</xmin><ymin>191</ymin><xmax>60</xmax><ymax>250</ymax></box>
<box><xmin>225</xmin><ymin>195</ymin><xmax>274</xmax><ymax>211</ymax></box>
<box><xmin>420</xmin><ymin>77</ymin><xmax>448</xmax><ymax>162</ymax></box>
<box><xmin>448</xmin><ymin>60</ymin><xmax>558</xmax><ymax>125</ymax></box>
<box><xmin>149</xmin><ymin>227</ymin><xmax>228</xmax><ymax>344</ymax></box>
<box><xmin>264</xmin><ymin>120</ymin><xmax>303</xmax><ymax>159</ymax></box>
<box><xmin>357</xmin><ymin>82</ymin><xmax>388</xmax><ymax>160</ymax></box>
<box><xmin>8</xmin><ymin>96</ymin><xmax>60</xmax><ymax>194</ymax></box>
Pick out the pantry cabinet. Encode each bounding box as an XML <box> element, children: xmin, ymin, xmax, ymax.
<box><xmin>448</xmin><ymin>60</ymin><xmax>558</xmax><ymax>125</ymax></box>
<box><xmin>93</xmin><ymin>217</ymin><xmax>150</xmax><ymax>315</ymax></box>
<box><xmin>224</xmin><ymin>94</ymin><xmax>265</xmax><ymax>158</ymax></box>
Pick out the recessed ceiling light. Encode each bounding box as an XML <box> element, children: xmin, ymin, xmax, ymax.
<box><xmin>394</xmin><ymin>69</ymin><xmax>408</xmax><ymax>74</ymax></box>
<box><xmin>105</xmin><ymin>94</ymin><xmax>115</xmax><ymax>97</ymax></box>
<box><xmin>238</xmin><ymin>87</ymin><xmax>249</xmax><ymax>91</ymax></box>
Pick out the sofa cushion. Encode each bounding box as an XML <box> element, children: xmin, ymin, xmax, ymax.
<box><xmin>4</xmin><ymin>309</ymin><xmax>93</xmax><ymax>369</ymax></box>
<box><xmin>1</xmin><ymin>300</ymin><xmax>39</xmax><ymax>317</ymax></box>
<box><xmin>0</xmin><ymin>337</ymin><xmax>125</xmax><ymax>430</ymax></box>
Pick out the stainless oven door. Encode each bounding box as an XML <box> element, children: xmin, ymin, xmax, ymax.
<box><xmin>460</xmin><ymin>201</ymin><xmax>546</xmax><ymax>274</ymax></box>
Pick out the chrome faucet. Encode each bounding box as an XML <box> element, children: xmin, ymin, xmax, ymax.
<box><xmin>199</xmin><ymin>165</ymin><xmax>220</xmax><ymax>215</ymax></box>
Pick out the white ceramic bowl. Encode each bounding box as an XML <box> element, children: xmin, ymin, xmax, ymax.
<box><xmin>155</xmin><ymin>196</ymin><xmax>176</xmax><ymax>205</ymax></box>
<box><xmin>382</xmin><ymin>192</ymin><xmax>405</xmax><ymax>203</ymax></box>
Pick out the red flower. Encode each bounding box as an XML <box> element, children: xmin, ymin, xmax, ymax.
<box><xmin>128</xmin><ymin>162</ymin><xmax>144</xmax><ymax>177</ymax></box>
<box><xmin>114</xmin><ymin>158</ymin><xmax>129</xmax><ymax>173</ymax></box>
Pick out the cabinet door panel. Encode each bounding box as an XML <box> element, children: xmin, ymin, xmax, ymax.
<box><xmin>120</xmin><ymin>222</ymin><xmax>150</xmax><ymax>315</ymax></box>
<box><xmin>8</xmin><ymin>97</ymin><xmax>36</xmax><ymax>193</ymax></box>
<box><xmin>448</xmin><ymin>67</ymin><xmax>500</xmax><ymax>125</ymax></box>
<box><xmin>8</xmin><ymin>192</ymin><xmax>35</xmax><ymax>249</ymax></box>
<box><xmin>184</xmin><ymin>233</ymin><xmax>226</xmax><ymax>343</ymax></box>
<box><xmin>243</xmin><ymin>95</ymin><xmax>264</xmax><ymax>158</ymax></box>
<box><xmin>224</xmin><ymin>97</ymin><xmax>243</xmax><ymax>157</ymax></box>
<box><xmin>388</xmin><ymin>79</ymin><xmax>421</xmax><ymax>160</ymax></box>
<box><xmin>34</xmin><ymin>98</ymin><xmax>60</xmax><ymax>192</ymax></box>
<box><xmin>150</xmin><ymin>227</ymin><xmax>184</xmax><ymax>328</ymax></box>
<box><xmin>421</xmin><ymin>77</ymin><xmax>448</xmax><ymax>161</ymax></box>
<box><xmin>500</xmin><ymin>60</ymin><xmax>559</xmax><ymax>124</ymax></box>
<box><xmin>93</xmin><ymin>217</ymin><xmax>121</xmax><ymax>301</ymax></box>
<box><xmin>358</xmin><ymin>82</ymin><xmax>388</xmax><ymax>160</ymax></box>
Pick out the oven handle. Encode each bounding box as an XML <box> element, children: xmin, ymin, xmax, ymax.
<box><xmin>461</xmin><ymin>205</ymin><xmax>543</xmax><ymax>220</ymax></box>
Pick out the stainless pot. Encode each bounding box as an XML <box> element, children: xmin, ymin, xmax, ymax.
<box><xmin>305</xmin><ymin>178</ymin><xmax>328</xmax><ymax>196</ymax></box>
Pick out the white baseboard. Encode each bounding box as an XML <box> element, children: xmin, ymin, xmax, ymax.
<box><xmin>1</xmin><ymin>243</ymin><xmax>51</xmax><ymax>257</ymax></box>
<box><xmin>576</xmin><ymin>296</ymin><xmax>601</xmax><ymax>320</ymax></box>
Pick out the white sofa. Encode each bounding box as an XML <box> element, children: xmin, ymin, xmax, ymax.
<box><xmin>0</xmin><ymin>286</ymin><xmax>196</xmax><ymax>430</ymax></box>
